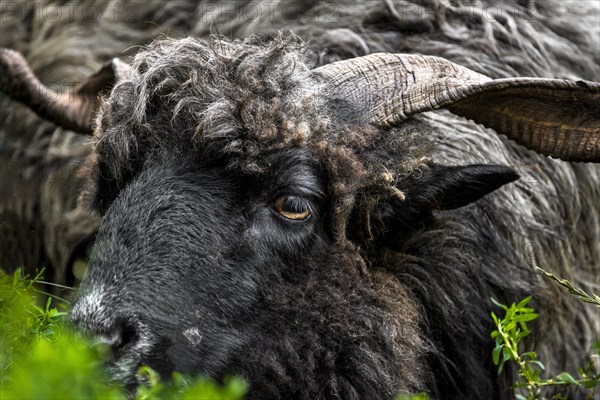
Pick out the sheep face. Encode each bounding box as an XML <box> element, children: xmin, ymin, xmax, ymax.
<box><xmin>68</xmin><ymin>38</ymin><xmax>436</xmax><ymax>396</ymax></box>
<box><xmin>71</xmin><ymin>134</ymin><xmax>442</xmax><ymax>399</ymax></box>
<box><xmin>65</xmin><ymin>35</ymin><xmax>594</xmax><ymax>398</ymax></box>
<box><xmin>71</xmin><ymin>149</ymin><xmax>331</xmax><ymax>386</ymax></box>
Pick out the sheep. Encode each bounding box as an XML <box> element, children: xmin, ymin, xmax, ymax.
<box><xmin>1</xmin><ymin>1</ymin><xmax>599</xmax><ymax>399</ymax></box>
<box><xmin>1</xmin><ymin>0</ymin><xmax>598</xmax><ymax>285</ymax></box>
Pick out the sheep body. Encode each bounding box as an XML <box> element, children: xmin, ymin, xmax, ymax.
<box><xmin>1</xmin><ymin>1</ymin><xmax>599</xmax><ymax>399</ymax></box>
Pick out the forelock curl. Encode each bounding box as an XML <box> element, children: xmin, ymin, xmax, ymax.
<box><xmin>99</xmin><ymin>35</ymin><xmax>330</xmax><ymax>171</ymax></box>
<box><xmin>92</xmin><ymin>34</ymin><xmax>429</xmax><ymax>242</ymax></box>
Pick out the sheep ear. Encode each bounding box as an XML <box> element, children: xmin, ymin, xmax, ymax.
<box><xmin>0</xmin><ymin>48</ymin><xmax>130</xmax><ymax>134</ymax></box>
<box><xmin>410</xmin><ymin>164</ymin><xmax>520</xmax><ymax>210</ymax></box>
<box><xmin>367</xmin><ymin>164</ymin><xmax>519</xmax><ymax>244</ymax></box>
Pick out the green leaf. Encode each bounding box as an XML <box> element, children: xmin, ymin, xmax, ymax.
<box><xmin>396</xmin><ymin>394</ymin><xmax>430</xmax><ymax>400</ymax></box>
<box><xmin>516</xmin><ymin>307</ymin><xmax>535</xmax><ymax>313</ymax></box>
<box><xmin>582</xmin><ymin>380</ymin><xmax>599</xmax><ymax>389</ymax></box>
<box><xmin>521</xmin><ymin>351</ymin><xmax>537</xmax><ymax>360</ymax></box>
<box><xmin>504</xmin><ymin>321</ymin><xmax>517</xmax><ymax>332</ymax></box>
<box><xmin>530</xmin><ymin>360</ymin><xmax>545</xmax><ymax>371</ymax></box>
<box><xmin>513</xmin><ymin>313</ymin><xmax>538</xmax><ymax>323</ymax></box>
<box><xmin>516</xmin><ymin>328</ymin><xmax>532</xmax><ymax>340</ymax></box>
<box><xmin>516</xmin><ymin>296</ymin><xmax>532</xmax><ymax>309</ymax></box>
<box><xmin>493</xmin><ymin>345</ymin><xmax>503</xmax><ymax>365</ymax></box>
<box><xmin>505</xmin><ymin>305</ymin><xmax>516</xmax><ymax>321</ymax></box>
<box><xmin>502</xmin><ymin>347</ymin><xmax>512</xmax><ymax>363</ymax></box>
<box><xmin>491</xmin><ymin>298</ymin><xmax>508</xmax><ymax>310</ymax></box>
<box><xmin>12</xmin><ymin>269</ymin><xmax>21</xmax><ymax>288</ymax></box>
<box><xmin>491</xmin><ymin>312</ymin><xmax>499</xmax><ymax>325</ymax></box>
<box><xmin>555</xmin><ymin>372</ymin><xmax>579</xmax><ymax>385</ymax></box>
<box><xmin>497</xmin><ymin>362</ymin><xmax>504</xmax><ymax>375</ymax></box>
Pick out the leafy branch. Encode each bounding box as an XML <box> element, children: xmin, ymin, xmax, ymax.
<box><xmin>490</xmin><ymin>272</ymin><xmax>600</xmax><ymax>400</ymax></box>
<box><xmin>536</xmin><ymin>267</ymin><xmax>600</xmax><ymax>307</ymax></box>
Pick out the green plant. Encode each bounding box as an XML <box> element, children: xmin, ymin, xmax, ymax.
<box><xmin>490</xmin><ymin>270</ymin><xmax>600</xmax><ymax>400</ymax></box>
<box><xmin>1</xmin><ymin>268</ymin><xmax>66</xmax><ymax>379</ymax></box>
<box><xmin>135</xmin><ymin>366</ymin><xmax>247</xmax><ymax>400</ymax></box>
<box><xmin>395</xmin><ymin>393</ymin><xmax>429</xmax><ymax>400</ymax></box>
<box><xmin>0</xmin><ymin>269</ymin><xmax>247</xmax><ymax>400</ymax></box>
<box><xmin>536</xmin><ymin>267</ymin><xmax>600</xmax><ymax>307</ymax></box>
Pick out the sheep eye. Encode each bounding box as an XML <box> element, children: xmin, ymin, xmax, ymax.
<box><xmin>274</xmin><ymin>196</ymin><xmax>312</xmax><ymax>221</ymax></box>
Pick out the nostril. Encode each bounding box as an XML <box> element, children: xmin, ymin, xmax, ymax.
<box><xmin>115</xmin><ymin>321</ymin><xmax>139</xmax><ymax>352</ymax></box>
<box><xmin>89</xmin><ymin>319</ymin><xmax>140</xmax><ymax>355</ymax></box>
<box><xmin>94</xmin><ymin>331</ymin><xmax>122</xmax><ymax>347</ymax></box>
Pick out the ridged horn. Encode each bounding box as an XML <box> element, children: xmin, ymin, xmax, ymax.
<box><xmin>0</xmin><ymin>48</ymin><xmax>129</xmax><ymax>134</ymax></box>
<box><xmin>313</xmin><ymin>53</ymin><xmax>600</xmax><ymax>162</ymax></box>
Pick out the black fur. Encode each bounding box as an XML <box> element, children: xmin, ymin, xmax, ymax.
<box><xmin>1</xmin><ymin>1</ymin><xmax>598</xmax><ymax>399</ymax></box>
<box><xmin>69</xmin><ymin>35</ymin><xmax>597</xmax><ymax>400</ymax></box>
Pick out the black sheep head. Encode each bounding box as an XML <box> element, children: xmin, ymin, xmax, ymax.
<box><xmin>2</xmin><ymin>35</ymin><xmax>598</xmax><ymax>398</ymax></box>
<box><xmin>67</xmin><ymin>37</ymin><xmax>433</xmax><ymax>396</ymax></box>
<box><xmin>66</xmin><ymin>37</ymin><xmax>522</xmax><ymax>396</ymax></box>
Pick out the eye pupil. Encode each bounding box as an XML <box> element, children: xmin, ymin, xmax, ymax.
<box><xmin>275</xmin><ymin>196</ymin><xmax>311</xmax><ymax>220</ymax></box>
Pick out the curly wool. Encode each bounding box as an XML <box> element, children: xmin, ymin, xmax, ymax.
<box><xmin>3</xmin><ymin>1</ymin><xmax>599</xmax><ymax>398</ymax></box>
<box><xmin>92</xmin><ymin>34</ymin><xmax>426</xmax><ymax>240</ymax></box>
<box><xmin>5</xmin><ymin>0</ymin><xmax>597</xmax><ymax>292</ymax></box>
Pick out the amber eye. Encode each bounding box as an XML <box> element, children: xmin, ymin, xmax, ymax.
<box><xmin>274</xmin><ymin>196</ymin><xmax>312</xmax><ymax>221</ymax></box>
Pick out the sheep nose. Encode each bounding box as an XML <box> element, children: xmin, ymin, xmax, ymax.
<box><xmin>89</xmin><ymin>320</ymin><xmax>140</xmax><ymax>353</ymax></box>
<box><xmin>93</xmin><ymin>330</ymin><xmax>122</xmax><ymax>347</ymax></box>
<box><xmin>69</xmin><ymin>288</ymin><xmax>141</xmax><ymax>354</ymax></box>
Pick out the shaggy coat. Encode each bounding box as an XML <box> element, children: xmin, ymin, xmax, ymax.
<box><xmin>1</xmin><ymin>1</ymin><xmax>599</xmax><ymax>399</ymax></box>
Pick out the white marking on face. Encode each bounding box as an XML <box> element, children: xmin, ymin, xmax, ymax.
<box><xmin>110</xmin><ymin>357</ymin><xmax>138</xmax><ymax>382</ymax></box>
<box><xmin>183</xmin><ymin>327</ymin><xmax>203</xmax><ymax>346</ymax></box>
<box><xmin>71</xmin><ymin>286</ymin><xmax>106</xmax><ymax>323</ymax></box>
<box><xmin>92</xmin><ymin>331</ymin><xmax>121</xmax><ymax>347</ymax></box>
<box><xmin>135</xmin><ymin>326</ymin><xmax>154</xmax><ymax>354</ymax></box>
